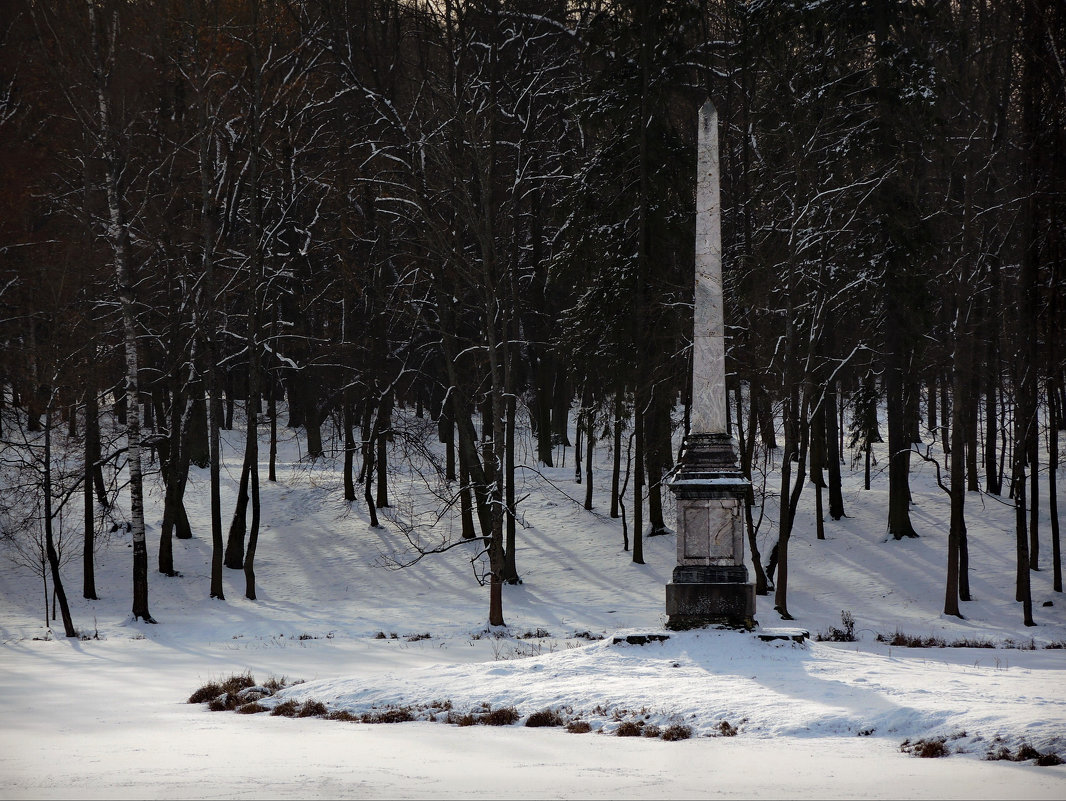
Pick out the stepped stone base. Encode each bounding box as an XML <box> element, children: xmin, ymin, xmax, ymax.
<box><xmin>756</xmin><ymin>628</ymin><xmax>809</xmax><ymax>643</ymax></box>
<box><xmin>665</xmin><ymin>582</ymin><xmax>756</xmax><ymax>630</ymax></box>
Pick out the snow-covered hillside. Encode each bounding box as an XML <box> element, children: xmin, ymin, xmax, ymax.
<box><xmin>1</xmin><ymin>406</ymin><xmax>1064</xmax><ymax>799</ymax></box>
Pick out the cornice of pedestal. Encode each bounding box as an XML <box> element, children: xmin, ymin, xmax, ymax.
<box><xmin>667</xmin><ymin>432</ymin><xmax>750</xmax><ymax>498</ymax></box>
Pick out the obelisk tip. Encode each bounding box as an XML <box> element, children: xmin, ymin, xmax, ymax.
<box><xmin>700</xmin><ymin>98</ymin><xmax>717</xmax><ymax>128</ymax></box>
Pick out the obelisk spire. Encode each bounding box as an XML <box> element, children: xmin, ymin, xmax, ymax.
<box><xmin>665</xmin><ymin>98</ymin><xmax>755</xmax><ymax>630</ymax></box>
<box><xmin>691</xmin><ymin>99</ymin><xmax>727</xmax><ymax>436</ymax></box>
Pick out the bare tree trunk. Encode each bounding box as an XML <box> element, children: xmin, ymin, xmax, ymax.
<box><xmin>268</xmin><ymin>366</ymin><xmax>277</xmax><ymax>483</ymax></box>
<box><xmin>83</xmin><ymin>387</ymin><xmax>99</xmax><ymax>600</ymax></box>
<box><xmin>610</xmin><ymin>389</ymin><xmax>623</xmax><ymax>518</ymax></box>
<box><xmin>44</xmin><ymin>411</ymin><xmax>77</xmax><ymax>637</ymax></box>
<box><xmin>343</xmin><ymin>392</ymin><xmax>356</xmax><ymax>502</ymax></box>
<box><xmin>243</xmin><ymin>0</ymin><xmax>263</xmax><ymax>601</ymax></box>
<box><xmin>984</xmin><ymin>324</ymin><xmax>1001</xmax><ymax>493</ymax></box>
<box><xmin>945</xmin><ymin>314</ymin><xmax>969</xmax><ymax>618</ymax></box>
<box><xmin>90</xmin><ymin>2</ymin><xmax>152</xmax><ymax>622</ymax></box>
<box><xmin>375</xmin><ymin>391</ymin><xmax>392</xmax><ymax>509</ymax></box>
<box><xmin>503</xmin><ymin>386</ymin><xmax>519</xmax><ymax>584</ymax></box>
<box><xmin>738</xmin><ymin>387</ymin><xmax>768</xmax><ymax>595</ymax></box>
<box><xmin>1050</xmin><ymin>376</ymin><xmax>1062</xmax><ymax>593</ymax></box>
<box><xmin>224</xmin><ymin>456</ymin><xmax>250</xmax><ymax>569</ymax></box>
<box><xmin>458</xmin><ymin>440</ymin><xmax>475</xmax><ymax>539</ymax></box>
<box><xmin>1013</xmin><ymin>0</ymin><xmax>1039</xmax><ymax>626</ymax></box>
<box><xmin>825</xmin><ymin>381</ymin><xmax>845</xmax><ymax>520</ymax></box>
<box><xmin>584</xmin><ymin>405</ymin><xmax>595</xmax><ymax>511</ymax></box>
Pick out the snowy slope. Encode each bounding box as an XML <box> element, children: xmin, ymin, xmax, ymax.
<box><xmin>1</xmin><ymin>405</ymin><xmax>1064</xmax><ymax>799</ymax></box>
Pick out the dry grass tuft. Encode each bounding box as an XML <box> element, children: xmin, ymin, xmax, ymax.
<box><xmin>660</xmin><ymin>724</ymin><xmax>692</xmax><ymax>741</ymax></box>
<box><xmin>525</xmin><ymin>708</ymin><xmax>564</xmax><ymax>728</ymax></box>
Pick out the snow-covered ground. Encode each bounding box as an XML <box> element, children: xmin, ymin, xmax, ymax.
<box><xmin>1</xmin><ymin>406</ymin><xmax>1065</xmax><ymax>799</ymax></box>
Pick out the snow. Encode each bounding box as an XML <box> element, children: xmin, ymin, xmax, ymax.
<box><xmin>2</xmin><ymin>409</ymin><xmax>1065</xmax><ymax>799</ymax></box>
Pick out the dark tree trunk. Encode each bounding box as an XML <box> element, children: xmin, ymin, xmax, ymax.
<box><xmin>825</xmin><ymin>381</ymin><xmax>845</xmax><ymax>520</ymax></box>
<box><xmin>343</xmin><ymin>392</ymin><xmax>356</xmax><ymax>502</ymax></box>
<box><xmin>1030</xmin><ymin>427</ymin><xmax>1039</xmax><ymax>572</ymax></box>
<box><xmin>984</xmin><ymin>321</ymin><xmax>1001</xmax><ymax>494</ymax></box>
<box><xmin>756</xmin><ymin>380</ymin><xmax>777</xmax><ymax>449</ymax></box>
<box><xmin>574</xmin><ymin>407</ymin><xmax>583</xmax><ymax>483</ymax></box>
<box><xmin>610</xmin><ymin>389</ymin><xmax>623</xmax><ymax>519</ymax></box>
<box><xmin>305</xmin><ymin>395</ymin><xmax>324</xmax><ymax>458</ymax></box>
<box><xmin>375</xmin><ymin>391</ymin><xmax>392</xmax><ymax>509</ymax></box>
<box><xmin>187</xmin><ymin>394</ymin><xmax>209</xmax><ymax>469</ymax></box>
<box><xmin>458</xmin><ymin>439</ymin><xmax>476</xmax><ymax>539</ymax></box>
<box><xmin>224</xmin><ymin>455</ymin><xmax>251</xmax><ymax>569</ymax></box>
<box><xmin>965</xmin><ymin>369</ymin><xmax>980</xmax><ymax>491</ymax></box>
<box><xmin>533</xmin><ymin>349</ymin><xmax>555</xmax><ymax>467</ymax></box>
<box><xmin>1013</xmin><ymin>0</ymin><xmax>1038</xmax><ymax>625</ymax></box>
<box><xmin>363</xmin><ymin>421</ymin><xmax>380</xmax><ymax>529</ymax></box>
<box><xmin>83</xmin><ymin>388</ymin><xmax>100</xmax><ymax>600</ymax></box>
<box><xmin>44</xmin><ymin>412</ymin><xmax>77</xmax><ymax>637</ymax></box>
<box><xmin>503</xmin><ymin>387</ymin><xmax>519</xmax><ymax>584</ymax></box>
<box><xmin>927</xmin><ymin>372</ymin><xmax>937</xmax><ymax>434</ymax></box>
<box><xmin>551</xmin><ymin>364</ymin><xmax>570</xmax><ymax>447</ymax></box>
<box><xmin>584</xmin><ymin>406</ymin><xmax>595</xmax><ymax>511</ymax></box>
<box><xmin>267</xmin><ymin>368</ymin><xmax>277</xmax><ymax>483</ymax></box>
<box><xmin>940</xmin><ymin>375</ymin><xmax>951</xmax><ymax>455</ymax></box>
<box><xmin>886</xmin><ymin>321</ymin><xmax>918</xmax><ymax>539</ymax></box>
<box><xmin>1050</xmin><ymin>377</ymin><xmax>1062</xmax><ymax>593</ymax></box>
<box><xmin>945</xmin><ymin>317</ymin><xmax>969</xmax><ymax>618</ymax></box>
<box><xmin>632</xmin><ymin>391</ymin><xmax>646</xmax><ymax>565</ymax></box>
<box><xmin>738</xmin><ymin>386</ymin><xmax>768</xmax><ymax>595</ymax></box>
<box><xmin>440</xmin><ymin>408</ymin><xmax>457</xmax><ymax>482</ymax></box>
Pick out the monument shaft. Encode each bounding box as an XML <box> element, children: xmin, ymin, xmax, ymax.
<box><xmin>691</xmin><ymin>100</ymin><xmax>727</xmax><ymax>435</ymax></box>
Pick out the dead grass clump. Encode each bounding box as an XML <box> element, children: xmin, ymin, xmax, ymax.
<box><xmin>236</xmin><ymin>702</ymin><xmax>266</xmax><ymax>714</ymax></box>
<box><xmin>642</xmin><ymin>724</ymin><xmax>662</xmax><ymax>738</ymax></box>
<box><xmin>188</xmin><ymin>683</ymin><xmax>224</xmax><ymax>704</ymax></box>
<box><xmin>1001</xmin><ymin>638</ymin><xmax>1037</xmax><ymax>650</ymax></box>
<box><xmin>208</xmin><ymin>694</ymin><xmax>237</xmax><ymax>712</ymax></box>
<box><xmin>362</xmin><ymin>707</ymin><xmax>415</xmax><ymax>724</ymax></box>
<box><xmin>986</xmin><ymin>742</ymin><xmax>1063</xmax><ymax>765</ymax></box>
<box><xmin>405</xmin><ymin>633</ymin><xmax>431</xmax><ymax>642</ymax></box>
<box><xmin>191</xmin><ymin>672</ymin><xmax>260</xmax><ymax>706</ymax></box>
<box><xmin>297</xmin><ymin>700</ymin><xmax>327</xmax><ymax>718</ymax></box>
<box><xmin>661</xmin><ymin>724</ymin><xmax>692</xmax><ymax>741</ymax></box>
<box><xmin>220</xmin><ymin>673</ymin><xmax>257</xmax><ymax>695</ymax></box>
<box><xmin>1015</xmin><ymin>744</ymin><xmax>1042</xmax><ymax>760</ymax></box>
<box><xmin>525</xmin><ymin>708</ymin><xmax>564</xmax><ymax>728</ymax></box>
<box><xmin>615</xmin><ymin>720</ymin><xmax>643</xmax><ymax>737</ymax></box>
<box><xmin>326</xmin><ymin>710</ymin><xmax>360</xmax><ymax>722</ymax></box>
<box><xmin>271</xmin><ymin>700</ymin><xmax>300</xmax><ymax>717</ymax></box>
<box><xmin>948</xmin><ymin>637</ymin><xmax>995</xmax><ymax>648</ymax></box>
<box><xmin>571</xmin><ymin>631</ymin><xmax>604</xmax><ymax>641</ymax></box>
<box><xmin>482</xmin><ymin>706</ymin><xmax>520</xmax><ymax>726</ymax></box>
<box><xmin>262</xmin><ymin>676</ymin><xmax>292</xmax><ymax>693</ymax></box>
<box><xmin>520</xmin><ymin>628</ymin><xmax>551</xmax><ymax>640</ymax></box>
<box><xmin>566</xmin><ymin>720</ymin><xmax>592</xmax><ymax>734</ymax></box>
<box><xmin>816</xmin><ymin>611</ymin><xmax>857</xmax><ymax>642</ymax></box>
<box><xmin>715</xmin><ymin>720</ymin><xmax>738</xmax><ymax>737</ymax></box>
<box><xmin>877</xmin><ymin>631</ymin><xmax>947</xmax><ymax>648</ymax></box>
<box><xmin>901</xmin><ymin>737</ymin><xmax>949</xmax><ymax>758</ymax></box>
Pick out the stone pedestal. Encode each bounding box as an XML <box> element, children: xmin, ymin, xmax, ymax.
<box><xmin>665</xmin><ymin>433</ymin><xmax>755</xmax><ymax>630</ymax></box>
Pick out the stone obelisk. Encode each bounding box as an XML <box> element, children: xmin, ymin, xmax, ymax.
<box><xmin>665</xmin><ymin>99</ymin><xmax>755</xmax><ymax>630</ymax></box>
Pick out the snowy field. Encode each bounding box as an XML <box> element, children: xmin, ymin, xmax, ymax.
<box><xmin>2</xmin><ymin>407</ymin><xmax>1065</xmax><ymax>799</ymax></box>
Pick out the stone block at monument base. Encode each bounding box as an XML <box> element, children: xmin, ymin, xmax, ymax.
<box><xmin>665</xmin><ymin>581</ymin><xmax>756</xmax><ymax>631</ymax></box>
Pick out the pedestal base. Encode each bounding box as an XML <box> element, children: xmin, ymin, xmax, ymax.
<box><xmin>665</xmin><ymin>581</ymin><xmax>756</xmax><ymax>630</ymax></box>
